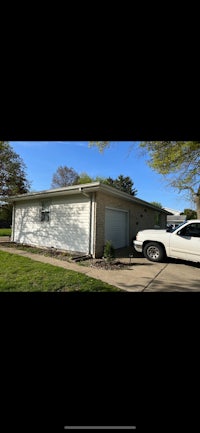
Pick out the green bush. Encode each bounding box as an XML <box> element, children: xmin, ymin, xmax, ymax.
<box><xmin>103</xmin><ymin>240</ymin><xmax>115</xmax><ymax>261</ymax></box>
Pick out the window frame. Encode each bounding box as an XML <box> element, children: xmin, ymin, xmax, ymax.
<box><xmin>179</xmin><ymin>222</ymin><xmax>200</xmax><ymax>238</ymax></box>
<box><xmin>40</xmin><ymin>200</ymin><xmax>51</xmax><ymax>223</ymax></box>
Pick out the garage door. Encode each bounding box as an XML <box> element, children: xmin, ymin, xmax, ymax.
<box><xmin>105</xmin><ymin>208</ymin><xmax>128</xmax><ymax>249</ymax></box>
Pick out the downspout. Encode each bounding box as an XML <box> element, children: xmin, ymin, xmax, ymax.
<box><xmin>88</xmin><ymin>194</ymin><xmax>92</xmax><ymax>256</ymax></box>
<box><xmin>11</xmin><ymin>202</ymin><xmax>15</xmax><ymax>242</ymax></box>
<box><xmin>90</xmin><ymin>192</ymin><xmax>95</xmax><ymax>257</ymax></box>
<box><xmin>79</xmin><ymin>188</ymin><xmax>93</xmax><ymax>256</ymax></box>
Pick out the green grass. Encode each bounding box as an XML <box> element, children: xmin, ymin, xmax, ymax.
<box><xmin>0</xmin><ymin>250</ymin><xmax>121</xmax><ymax>292</ymax></box>
<box><xmin>0</xmin><ymin>228</ymin><xmax>11</xmax><ymax>236</ymax></box>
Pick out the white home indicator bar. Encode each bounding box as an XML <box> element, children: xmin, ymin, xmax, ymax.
<box><xmin>64</xmin><ymin>427</ymin><xmax>136</xmax><ymax>430</ymax></box>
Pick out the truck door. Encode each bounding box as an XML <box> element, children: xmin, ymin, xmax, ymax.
<box><xmin>170</xmin><ymin>222</ymin><xmax>200</xmax><ymax>262</ymax></box>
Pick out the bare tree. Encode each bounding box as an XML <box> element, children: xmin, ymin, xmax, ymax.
<box><xmin>51</xmin><ymin>166</ymin><xmax>79</xmax><ymax>188</ymax></box>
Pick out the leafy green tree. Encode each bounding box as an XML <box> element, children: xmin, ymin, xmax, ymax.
<box><xmin>0</xmin><ymin>203</ymin><xmax>12</xmax><ymax>227</ymax></box>
<box><xmin>140</xmin><ymin>141</ymin><xmax>200</xmax><ymax>217</ymax></box>
<box><xmin>89</xmin><ymin>141</ymin><xmax>110</xmax><ymax>152</ymax></box>
<box><xmin>0</xmin><ymin>141</ymin><xmax>30</xmax><ymax>198</ymax></box>
<box><xmin>150</xmin><ymin>201</ymin><xmax>163</xmax><ymax>208</ymax></box>
<box><xmin>93</xmin><ymin>176</ymin><xmax>108</xmax><ymax>184</ymax></box>
<box><xmin>106</xmin><ymin>174</ymin><xmax>137</xmax><ymax>196</ymax></box>
<box><xmin>76</xmin><ymin>172</ymin><xmax>93</xmax><ymax>184</ymax></box>
<box><xmin>0</xmin><ymin>141</ymin><xmax>30</xmax><ymax>227</ymax></box>
<box><xmin>89</xmin><ymin>141</ymin><xmax>200</xmax><ymax>217</ymax></box>
<box><xmin>92</xmin><ymin>175</ymin><xmax>137</xmax><ymax>195</ymax></box>
<box><xmin>181</xmin><ymin>208</ymin><xmax>197</xmax><ymax>220</ymax></box>
<box><xmin>51</xmin><ymin>166</ymin><xmax>79</xmax><ymax>188</ymax></box>
<box><xmin>140</xmin><ymin>141</ymin><xmax>199</xmax><ymax>188</ymax></box>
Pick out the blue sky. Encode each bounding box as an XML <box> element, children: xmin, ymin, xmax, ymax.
<box><xmin>10</xmin><ymin>141</ymin><xmax>194</xmax><ymax>212</ymax></box>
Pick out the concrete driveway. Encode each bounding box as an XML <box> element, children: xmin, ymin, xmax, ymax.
<box><xmin>143</xmin><ymin>259</ymin><xmax>200</xmax><ymax>292</ymax></box>
<box><xmin>92</xmin><ymin>248</ymin><xmax>200</xmax><ymax>291</ymax></box>
<box><xmin>114</xmin><ymin>247</ymin><xmax>200</xmax><ymax>291</ymax></box>
<box><xmin>0</xmin><ymin>242</ymin><xmax>200</xmax><ymax>291</ymax></box>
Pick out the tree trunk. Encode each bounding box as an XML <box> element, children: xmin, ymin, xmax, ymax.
<box><xmin>194</xmin><ymin>187</ymin><xmax>200</xmax><ymax>218</ymax></box>
<box><xmin>196</xmin><ymin>198</ymin><xmax>200</xmax><ymax>218</ymax></box>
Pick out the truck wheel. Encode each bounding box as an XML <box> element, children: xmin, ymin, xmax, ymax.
<box><xmin>143</xmin><ymin>242</ymin><xmax>165</xmax><ymax>262</ymax></box>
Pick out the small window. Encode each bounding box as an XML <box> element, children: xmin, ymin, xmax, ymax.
<box><xmin>40</xmin><ymin>201</ymin><xmax>50</xmax><ymax>222</ymax></box>
<box><xmin>41</xmin><ymin>210</ymin><xmax>50</xmax><ymax>222</ymax></box>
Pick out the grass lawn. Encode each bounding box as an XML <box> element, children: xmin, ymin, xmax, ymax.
<box><xmin>0</xmin><ymin>251</ymin><xmax>121</xmax><ymax>292</ymax></box>
<box><xmin>0</xmin><ymin>228</ymin><xmax>11</xmax><ymax>236</ymax></box>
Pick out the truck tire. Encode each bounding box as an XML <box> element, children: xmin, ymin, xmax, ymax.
<box><xmin>143</xmin><ymin>242</ymin><xmax>165</xmax><ymax>262</ymax></box>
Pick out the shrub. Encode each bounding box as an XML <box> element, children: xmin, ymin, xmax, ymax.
<box><xmin>103</xmin><ymin>240</ymin><xmax>115</xmax><ymax>261</ymax></box>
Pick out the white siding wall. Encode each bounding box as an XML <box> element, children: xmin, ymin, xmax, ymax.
<box><xmin>13</xmin><ymin>195</ymin><xmax>91</xmax><ymax>254</ymax></box>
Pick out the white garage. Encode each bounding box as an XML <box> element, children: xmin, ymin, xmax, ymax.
<box><xmin>10</xmin><ymin>182</ymin><xmax>168</xmax><ymax>258</ymax></box>
<box><xmin>105</xmin><ymin>207</ymin><xmax>129</xmax><ymax>249</ymax></box>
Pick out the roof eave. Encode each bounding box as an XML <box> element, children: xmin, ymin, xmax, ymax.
<box><xmin>8</xmin><ymin>182</ymin><xmax>101</xmax><ymax>202</ymax></box>
<box><xmin>8</xmin><ymin>182</ymin><xmax>169</xmax><ymax>214</ymax></box>
<box><xmin>98</xmin><ymin>184</ymin><xmax>170</xmax><ymax>214</ymax></box>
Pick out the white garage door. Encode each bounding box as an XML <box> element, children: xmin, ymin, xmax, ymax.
<box><xmin>105</xmin><ymin>208</ymin><xmax>128</xmax><ymax>249</ymax></box>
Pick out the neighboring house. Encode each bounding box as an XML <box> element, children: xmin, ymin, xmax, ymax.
<box><xmin>164</xmin><ymin>207</ymin><xmax>182</xmax><ymax>215</ymax></box>
<box><xmin>9</xmin><ymin>182</ymin><xmax>169</xmax><ymax>258</ymax></box>
<box><xmin>164</xmin><ymin>207</ymin><xmax>186</xmax><ymax>228</ymax></box>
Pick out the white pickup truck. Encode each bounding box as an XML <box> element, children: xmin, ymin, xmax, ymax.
<box><xmin>133</xmin><ymin>219</ymin><xmax>200</xmax><ymax>263</ymax></box>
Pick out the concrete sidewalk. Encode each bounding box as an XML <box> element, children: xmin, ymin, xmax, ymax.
<box><xmin>0</xmin><ymin>243</ymin><xmax>199</xmax><ymax>291</ymax></box>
